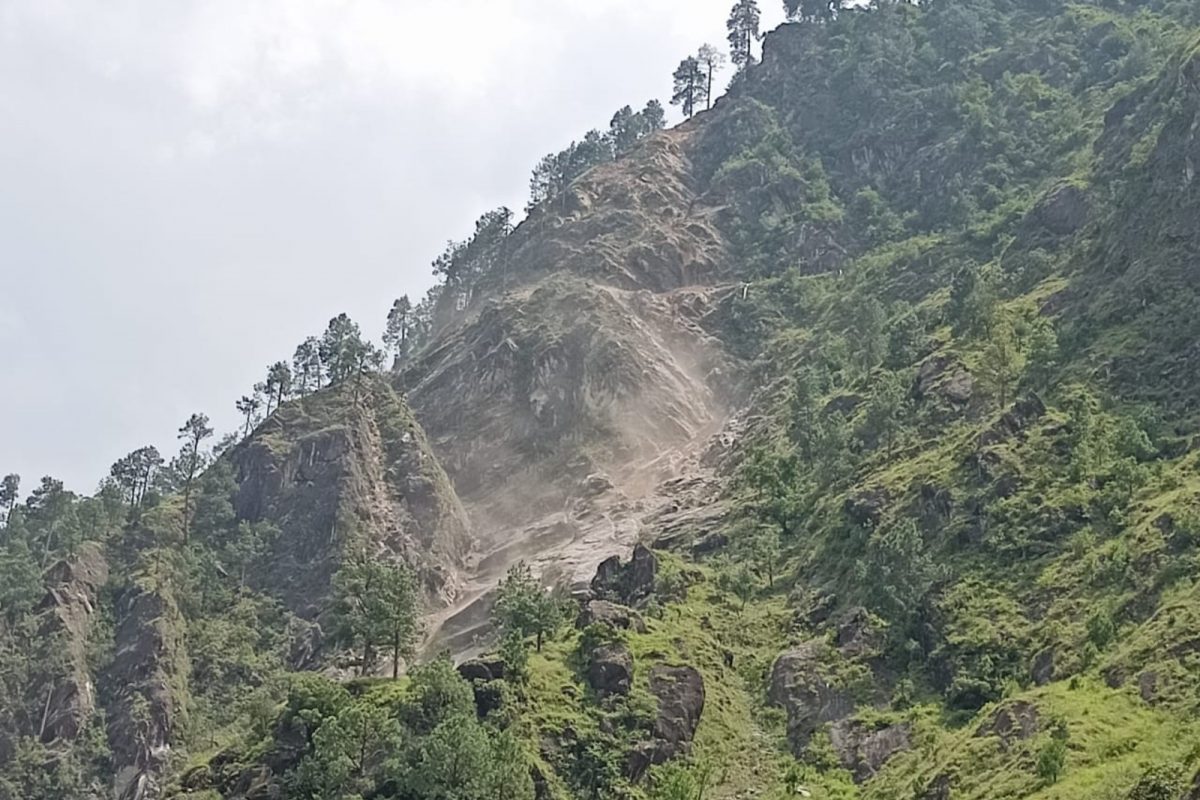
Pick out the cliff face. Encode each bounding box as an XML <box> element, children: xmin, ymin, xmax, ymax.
<box><xmin>229</xmin><ymin>380</ymin><xmax>470</xmax><ymax>616</ymax></box>
<box><xmin>399</xmin><ymin>127</ymin><xmax>745</xmax><ymax>653</ymax></box>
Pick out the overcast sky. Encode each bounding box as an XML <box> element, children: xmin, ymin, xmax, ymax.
<box><xmin>0</xmin><ymin>0</ymin><xmax>783</xmax><ymax>495</ymax></box>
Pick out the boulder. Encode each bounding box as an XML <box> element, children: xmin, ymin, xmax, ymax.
<box><xmin>913</xmin><ymin>354</ymin><xmax>973</xmax><ymax>408</ymax></box>
<box><xmin>627</xmin><ymin>545</ymin><xmax>658</xmax><ymax>602</ymax></box>
<box><xmin>648</xmin><ymin>665</ymin><xmax>705</xmax><ymax>748</ymax></box>
<box><xmin>834</xmin><ymin>607</ymin><xmax>883</xmax><ymax>659</ymax></box>
<box><xmin>804</xmin><ymin>591</ymin><xmax>839</xmax><ymax>627</ymax></box>
<box><xmin>830</xmin><ymin>720</ymin><xmax>912</xmax><ymax>783</ymax></box>
<box><xmin>457</xmin><ymin>658</ymin><xmax>506</xmax><ymax>683</ymax></box>
<box><xmin>587</xmin><ymin>644</ymin><xmax>633</xmax><ymax>697</ymax></box>
<box><xmin>768</xmin><ymin>642</ymin><xmax>855</xmax><ymax>754</ymax></box>
<box><xmin>590</xmin><ymin>544</ymin><xmax>659</xmax><ymax>605</ymax></box>
<box><xmin>591</xmin><ymin>556</ymin><xmax>623</xmax><ymax>596</ymax></box>
<box><xmin>942</xmin><ymin>370</ymin><xmax>974</xmax><ymax>407</ymax></box>
<box><xmin>1029</xmin><ymin>183</ymin><xmax>1089</xmax><ymax>236</ymax></box>
<box><xmin>1030</xmin><ymin>647</ymin><xmax>1056</xmax><ymax>686</ymax></box>
<box><xmin>576</xmin><ymin>600</ymin><xmax>647</xmax><ymax>633</ymax></box>
<box><xmin>914</xmin><ymin>354</ymin><xmax>955</xmax><ymax>399</ymax></box>
<box><xmin>625</xmin><ymin>665</ymin><xmax>705</xmax><ymax>781</ymax></box>
<box><xmin>1138</xmin><ymin>671</ymin><xmax>1159</xmax><ymax>704</ymax></box>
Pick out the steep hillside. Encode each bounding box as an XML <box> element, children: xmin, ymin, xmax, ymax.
<box><xmin>400</xmin><ymin>128</ymin><xmax>743</xmax><ymax>653</ymax></box>
<box><xmin>229</xmin><ymin>380</ymin><xmax>470</xmax><ymax>615</ymax></box>
<box><xmin>5</xmin><ymin>2</ymin><xmax>1200</xmax><ymax>800</ymax></box>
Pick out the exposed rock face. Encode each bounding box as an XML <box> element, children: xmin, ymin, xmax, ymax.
<box><xmin>834</xmin><ymin>607</ymin><xmax>884</xmax><ymax>660</ymax></box>
<box><xmin>1027</xmin><ymin>183</ymin><xmax>1089</xmax><ymax>236</ymax></box>
<box><xmin>457</xmin><ymin>658</ymin><xmax>506</xmax><ymax>683</ymax></box>
<box><xmin>34</xmin><ymin>543</ymin><xmax>109</xmax><ymax>745</ymax></box>
<box><xmin>590</xmin><ymin>544</ymin><xmax>659</xmax><ymax>605</ymax></box>
<box><xmin>648</xmin><ymin>666</ymin><xmax>705</xmax><ymax>749</ymax></box>
<box><xmin>229</xmin><ymin>381</ymin><xmax>469</xmax><ymax>618</ymax></box>
<box><xmin>456</xmin><ymin>658</ymin><xmax>508</xmax><ymax>717</ymax></box>
<box><xmin>576</xmin><ymin>600</ymin><xmax>647</xmax><ymax>634</ymax></box>
<box><xmin>844</xmin><ymin>489</ymin><xmax>889</xmax><ymax>529</ymax></box>
<box><xmin>974</xmin><ymin>700</ymin><xmax>1040</xmax><ymax>744</ymax></box>
<box><xmin>913</xmin><ymin>354</ymin><xmax>973</xmax><ymax>409</ymax></box>
<box><xmin>1031</xmin><ymin>647</ymin><xmax>1056</xmax><ymax>686</ymax></box>
<box><xmin>830</xmin><ymin>720</ymin><xmax>912</xmax><ymax>783</ymax></box>
<box><xmin>587</xmin><ymin>644</ymin><xmax>633</xmax><ymax>698</ymax></box>
<box><xmin>396</xmin><ymin>127</ymin><xmax>742</xmax><ymax>657</ymax></box>
<box><xmin>107</xmin><ymin>584</ymin><xmax>187</xmax><ymax>800</ymax></box>
<box><xmin>768</xmin><ymin>642</ymin><xmax>855</xmax><ymax>754</ymax></box>
<box><xmin>626</xmin><ymin>665</ymin><xmax>706</xmax><ymax>781</ymax></box>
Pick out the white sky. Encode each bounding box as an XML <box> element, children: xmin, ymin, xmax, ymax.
<box><xmin>0</xmin><ymin>0</ymin><xmax>783</xmax><ymax>494</ymax></box>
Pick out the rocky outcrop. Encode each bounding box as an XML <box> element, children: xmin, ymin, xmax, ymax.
<box><xmin>768</xmin><ymin>642</ymin><xmax>855</xmax><ymax>754</ymax></box>
<box><xmin>34</xmin><ymin>543</ymin><xmax>109</xmax><ymax>745</ymax></box>
<box><xmin>590</xmin><ymin>544</ymin><xmax>658</xmax><ymax>605</ymax></box>
<box><xmin>586</xmin><ymin>644</ymin><xmax>633</xmax><ymax>698</ymax></box>
<box><xmin>647</xmin><ymin>666</ymin><xmax>705</xmax><ymax>750</ymax></box>
<box><xmin>913</xmin><ymin>354</ymin><xmax>974</xmax><ymax>410</ymax></box>
<box><xmin>229</xmin><ymin>380</ymin><xmax>469</xmax><ymax>618</ymax></box>
<box><xmin>844</xmin><ymin>489</ymin><xmax>889</xmax><ymax>529</ymax></box>
<box><xmin>576</xmin><ymin>600</ymin><xmax>647</xmax><ymax>633</ymax></box>
<box><xmin>1031</xmin><ymin>646</ymin><xmax>1056</xmax><ymax>686</ymax></box>
<box><xmin>625</xmin><ymin>665</ymin><xmax>706</xmax><ymax>781</ymax></box>
<box><xmin>834</xmin><ymin>607</ymin><xmax>884</xmax><ymax>660</ymax></box>
<box><xmin>829</xmin><ymin>720</ymin><xmax>912</xmax><ymax>783</ymax></box>
<box><xmin>456</xmin><ymin>658</ymin><xmax>508</xmax><ymax>717</ymax></box>
<box><xmin>107</xmin><ymin>584</ymin><xmax>187</xmax><ymax>800</ymax></box>
<box><xmin>1026</xmin><ymin>183</ymin><xmax>1089</xmax><ymax>237</ymax></box>
<box><xmin>974</xmin><ymin>700</ymin><xmax>1040</xmax><ymax>745</ymax></box>
<box><xmin>457</xmin><ymin>657</ymin><xmax>506</xmax><ymax>683</ymax></box>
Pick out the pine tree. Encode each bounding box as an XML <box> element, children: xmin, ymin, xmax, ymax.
<box><xmin>332</xmin><ymin>558</ymin><xmax>419</xmax><ymax>677</ymax></box>
<box><xmin>108</xmin><ymin>447</ymin><xmax>162</xmax><ymax>514</ymax></box>
<box><xmin>320</xmin><ymin>313</ymin><xmax>365</xmax><ymax>384</ymax></box>
<box><xmin>697</xmin><ymin>45</ymin><xmax>726</xmax><ymax>111</ymax></box>
<box><xmin>384</xmin><ymin>296</ymin><xmax>414</xmax><ymax>362</ymax></box>
<box><xmin>235</xmin><ymin>394</ymin><xmax>261</xmax><ymax>436</ymax></box>
<box><xmin>671</xmin><ymin>57</ymin><xmax>708</xmax><ymax>118</ymax></box>
<box><xmin>0</xmin><ymin>474</ymin><xmax>19</xmax><ymax>522</ymax></box>
<box><xmin>493</xmin><ymin>561</ymin><xmax>563</xmax><ymax>652</ymax></box>
<box><xmin>979</xmin><ymin>318</ymin><xmax>1027</xmax><ymax>409</ymax></box>
<box><xmin>727</xmin><ymin>0</ymin><xmax>762</xmax><ymax>71</ymax></box>
<box><xmin>265</xmin><ymin>361</ymin><xmax>292</xmax><ymax>414</ymax></box>
<box><xmin>292</xmin><ymin>336</ymin><xmax>322</xmax><ymax>394</ymax></box>
<box><xmin>176</xmin><ymin>413</ymin><xmax>213</xmax><ymax>544</ymax></box>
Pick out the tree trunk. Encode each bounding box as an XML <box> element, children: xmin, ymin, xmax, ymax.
<box><xmin>181</xmin><ymin>481</ymin><xmax>192</xmax><ymax>544</ymax></box>
<box><xmin>392</xmin><ymin>629</ymin><xmax>401</xmax><ymax>680</ymax></box>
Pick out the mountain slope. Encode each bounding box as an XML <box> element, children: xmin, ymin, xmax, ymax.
<box><xmin>5</xmin><ymin>3</ymin><xmax>1200</xmax><ymax>800</ymax></box>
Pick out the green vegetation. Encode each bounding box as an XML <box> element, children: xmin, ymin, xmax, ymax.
<box><xmin>5</xmin><ymin>0</ymin><xmax>1200</xmax><ymax>797</ymax></box>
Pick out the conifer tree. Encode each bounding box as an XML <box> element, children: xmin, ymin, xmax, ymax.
<box><xmin>0</xmin><ymin>474</ymin><xmax>19</xmax><ymax>522</ymax></box>
<box><xmin>493</xmin><ymin>561</ymin><xmax>563</xmax><ymax>652</ymax></box>
<box><xmin>383</xmin><ymin>295</ymin><xmax>414</xmax><ymax>362</ymax></box>
<box><xmin>671</xmin><ymin>56</ymin><xmax>708</xmax><ymax>118</ymax></box>
<box><xmin>176</xmin><ymin>413</ymin><xmax>213</xmax><ymax>543</ymax></box>
<box><xmin>697</xmin><ymin>44</ymin><xmax>726</xmax><ymax>111</ymax></box>
<box><xmin>727</xmin><ymin>0</ymin><xmax>762</xmax><ymax>70</ymax></box>
<box><xmin>292</xmin><ymin>336</ymin><xmax>322</xmax><ymax>395</ymax></box>
<box><xmin>235</xmin><ymin>394</ymin><xmax>261</xmax><ymax>436</ymax></box>
<box><xmin>265</xmin><ymin>361</ymin><xmax>292</xmax><ymax>413</ymax></box>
